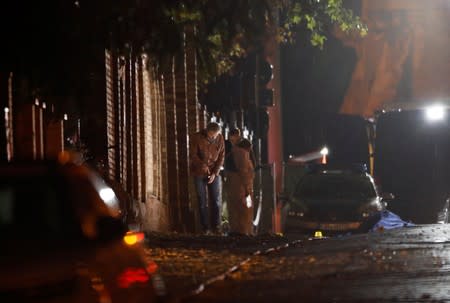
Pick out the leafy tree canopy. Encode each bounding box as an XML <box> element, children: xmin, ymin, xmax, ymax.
<box><xmin>98</xmin><ymin>0</ymin><xmax>367</xmax><ymax>82</ymax></box>
<box><xmin>1</xmin><ymin>0</ymin><xmax>366</xmax><ymax>93</ymax></box>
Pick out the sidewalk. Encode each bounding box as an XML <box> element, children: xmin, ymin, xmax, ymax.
<box><xmin>143</xmin><ymin>232</ymin><xmax>293</xmax><ymax>297</ymax></box>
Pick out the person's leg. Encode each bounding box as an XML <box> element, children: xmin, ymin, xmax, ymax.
<box><xmin>244</xmin><ymin>203</ymin><xmax>254</xmax><ymax>235</ymax></box>
<box><xmin>244</xmin><ymin>185</ymin><xmax>255</xmax><ymax>235</ymax></box>
<box><xmin>226</xmin><ymin>174</ymin><xmax>241</xmax><ymax>234</ymax></box>
<box><xmin>208</xmin><ymin>175</ymin><xmax>222</xmax><ymax>232</ymax></box>
<box><xmin>222</xmin><ymin>175</ymin><xmax>230</xmax><ymax>234</ymax></box>
<box><xmin>194</xmin><ymin>176</ymin><xmax>209</xmax><ymax>232</ymax></box>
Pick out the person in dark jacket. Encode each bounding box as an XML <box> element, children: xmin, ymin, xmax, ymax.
<box><xmin>189</xmin><ymin>122</ymin><xmax>225</xmax><ymax>234</ymax></box>
<box><xmin>221</xmin><ymin>128</ymin><xmax>240</xmax><ymax>233</ymax></box>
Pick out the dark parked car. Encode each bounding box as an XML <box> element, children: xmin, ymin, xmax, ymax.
<box><xmin>283</xmin><ymin>164</ymin><xmax>393</xmax><ymax>236</ymax></box>
<box><xmin>0</xmin><ymin>158</ymin><xmax>166</xmax><ymax>303</ymax></box>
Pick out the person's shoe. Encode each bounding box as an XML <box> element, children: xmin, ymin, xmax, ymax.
<box><xmin>204</xmin><ymin>230</ymin><xmax>213</xmax><ymax>236</ymax></box>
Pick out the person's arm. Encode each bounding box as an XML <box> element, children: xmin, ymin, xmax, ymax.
<box><xmin>249</xmin><ymin>148</ymin><xmax>257</xmax><ymax>169</ymax></box>
<box><xmin>211</xmin><ymin>134</ymin><xmax>225</xmax><ymax>176</ymax></box>
<box><xmin>189</xmin><ymin>134</ymin><xmax>207</xmax><ymax>172</ymax></box>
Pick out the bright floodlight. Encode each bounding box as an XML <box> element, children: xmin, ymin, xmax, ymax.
<box><xmin>99</xmin><ymin>187</ymin><xmax>117</xmax><ymax>205</ymax></box>
<box><xmin>425</xmin><ymin>105</ymin><xmax>446</xmax><ymax>122</ymax></box>
<box><xmin>320</xmin><ymin>146</ymin><xmax>329</xmax><ymax>156</ymax></box>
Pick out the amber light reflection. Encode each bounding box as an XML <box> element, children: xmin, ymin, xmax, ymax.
<box><xmin>123</xmin><ymin>232</ymin><xmax>145</xmax><ymax>245</ymax></box>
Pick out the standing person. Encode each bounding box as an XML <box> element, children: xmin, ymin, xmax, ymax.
<box><xmin>222</xmin><ymin>128</ymin><xmax>240</xmax><ymax>233</ymax></box>
<box><xmin>190</xmin><ymin>122</ymin><xmax>225</xmax><ymax>234</ymax></box>
<box><xmin>224</xmin><ymin>128</ymin><xmax>245</xmax><ymax>171</ymax></box>
<box><xmin>225</xmin><ymin>129</ymin><xmax>255</xmax><ymax>236</ymax></box>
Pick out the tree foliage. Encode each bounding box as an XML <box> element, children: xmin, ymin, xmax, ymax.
<box><xmin>99</xmin><ymin>0</ymin><xmax>366</xmax><ymax>83</ymax></box>
<box><xmin>1</xmin><ymin>0</ymin><xmax>366</xmax><ymax>95</ymax></box>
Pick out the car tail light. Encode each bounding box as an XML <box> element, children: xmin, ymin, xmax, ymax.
<box><xmin>123</xmin><ymin>231</ymin><xmax>145</xmax><ymax>246</ymax></box>
<box><xmin>117</xmin><ymin>268</ymin><xmax>149</xmax><ymax>288</ymax></box>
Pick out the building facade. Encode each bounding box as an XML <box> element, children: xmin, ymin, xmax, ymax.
<box><xmin>340</xmin><ymin>0</ymin><xmax>450</xmax><ymax>117</ymax></box>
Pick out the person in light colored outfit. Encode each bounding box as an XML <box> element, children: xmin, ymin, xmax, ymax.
<box><xmin>225</xmin><ymin>129</ymin><xmax>255</xmax><ymax>236</ymax></box>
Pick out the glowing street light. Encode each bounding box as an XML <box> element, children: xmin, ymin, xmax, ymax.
<box><xmin>320</xmin><ymin>146</ymin><xmax>329</xmax><ymax>164</ymax></box>
<box><xmin>425</xmin><ymin>105</ymin><xmax>446</xmax><ymax>122</ymax></box>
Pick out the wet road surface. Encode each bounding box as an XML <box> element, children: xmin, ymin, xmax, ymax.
<box><xmin>145</xmin><ymin>225</ymin><xmax>450</xmax><ymax>302</ymax></box>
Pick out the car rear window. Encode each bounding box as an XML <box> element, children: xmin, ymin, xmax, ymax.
<box><xmin>0</xmin><ymin>175</ymin><xmax>66</xmax><ymax>237</ymax></box>
<box><xmin>295</xmin><ymin>174</ymin><xmax>377</xmax><ymax>200</ymax></box>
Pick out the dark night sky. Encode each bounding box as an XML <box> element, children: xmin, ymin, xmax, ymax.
<box><xmin>279</xmin><ymin>0</ymin><xmax>361</xmax><ymax>159</ymax></box>
<box><xmin>280</xmin><ymin>32</ymin><xmax>357</xmax><ymax>158</ymax></box>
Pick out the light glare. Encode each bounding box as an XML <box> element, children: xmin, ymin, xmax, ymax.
<box><xmin>425</xmin><ymin>105</ymin><xmax>445</xmax><ymax>122</ymax></box>
<box><xmin>314</xmin><ymin>231</ymin><xmax>323</xmax><ymax>238</ymax></box>
<box><xmin>123</xmin><ymin>232</ymin><xmax>145</xmax><ymax>246</ymax></box>
<box><xmin>99</xmin><ymin>187</ymin><xmax>116</xmax><ymax>204</ymax></box>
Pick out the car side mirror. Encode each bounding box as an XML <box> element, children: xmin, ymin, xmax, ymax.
<box><xmin>96</xmin><ymin>216</ymin><xmax>127</xmax><ymax>242</ymax></box>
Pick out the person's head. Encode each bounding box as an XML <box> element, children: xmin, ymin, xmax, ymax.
<box><xmin>228</xmin><ymin>128</ymin><xmax>241</xmax><ymax>145</ymax></box>
<box><xmin>238</xmin><ymin>138</ymin><xmax>252</xmax><ymax>151</ymax></box>
<box><xmin>206</xmin><ymin>122</ymin><xmax>221</xmax><ymax>140</ymax></box>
